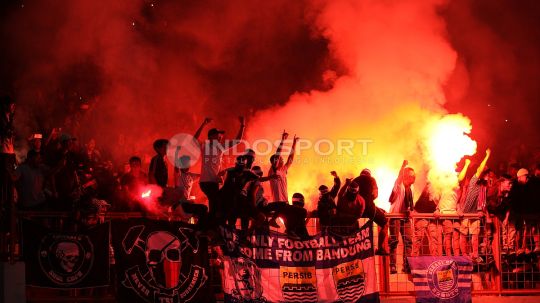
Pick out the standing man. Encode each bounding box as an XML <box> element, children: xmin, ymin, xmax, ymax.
<box><xmin>267</xmin><ymin>130</ymin><xmax>298</xmax><ymax>227</ymax></box>
<box><xmin>354</xmin><ymin>169</ymin><xmax>389</xmax><ymax>255</ymax></box>
<box><xmin>149</xmin><ymin>139</ymin><xmax>169</xmax><ymax>188</ymax></box>
<box><xmin>317</xmin><ymin>171</ymin><xmax>341</xmax><ymax>231</ymax></box>
<box><xmin>388</xmin><ymin>160</ymin><xmax>415</xmax><ymax>274</ymax></box>
<box><xmin>196</xmin><ymin>117</ymin><xmax>245</xmax><ymax>222</ymax></box>
<box><xmin>460</xmin><ymin>149</ymin><xmax>491</xmax><ymax>263</ymax></box>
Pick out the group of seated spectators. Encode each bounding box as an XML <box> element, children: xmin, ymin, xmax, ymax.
<box><xmin>2</xmin><ymin>96</ymin><xmax>540</xmax><ymax>274</ymax></box>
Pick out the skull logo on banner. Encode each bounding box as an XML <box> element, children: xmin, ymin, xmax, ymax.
<box><xmin>121</xmin><ymin>225</ymin><xmax>207</xmax><ymax>302</ymax></box>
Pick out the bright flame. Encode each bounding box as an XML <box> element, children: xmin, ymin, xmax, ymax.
<box><xmin>423</xmin><ymin>114</ymin><xmax>477</xmax><ymax>193</ymax></box>
<box><xmin>141</xmin><ymin>189</ymin><xmax>152</xmax><ymax>198</ymax></box>
<box><xmin>137</xmin><ymin>185</ymin><xmax>164</xmax><ymax>214</ymax></box>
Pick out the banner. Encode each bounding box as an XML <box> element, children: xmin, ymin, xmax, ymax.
<box><xmin>22</xmin><ymin>220</ymin><xmax>110</xmax><ymax>288</ymax></box>
<box><xmin>111</xmin><ymin>219</ymin><xmax>213</xmax><ymax>303</ymax></box>
<box><xmin>408</xmin><ymin>256</ymin><xmax>473</xmax><ymax>303</ymax></box>
<box><xmin>219</xmin><ymin>222</ymin><xmax>379</xmax><ymax>303</ymax></box>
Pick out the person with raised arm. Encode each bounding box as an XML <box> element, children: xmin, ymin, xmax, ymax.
<box><xmin>266</xmin><ymin>130</ymin><xmax>298</xmax><ymax>228</ymax></box>
<box><xmin>317</xmin><ymin>171</ymin><xmax>341</xmax><ymax>231</ymax></box>
<box><xmin>197</xmin><ymin>116</ymin><xmax>246</xmax><ymax>223</ymax></box>
<box><xmin>460</xmin><ymin>149</ymin><xmax>491</xmax><ymax>263</ymax></box>
<box><xmin>388</xmin><ymin>160</ymin><xmax>415</xmax><ymax>274</ymax></box>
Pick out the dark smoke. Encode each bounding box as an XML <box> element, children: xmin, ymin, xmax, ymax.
<box><xmin>0</xmin><ymin>0</ymin><xmax>340</xmax><ymax>163</ymax></box>
<box><xmin>442</xmin><ymin>0</ymin><xmax>540</xmax><ymax>166</ymax></box>
<box><xmin>1</xmin><ymin>0</ymin><xmax>539</xmax><ymax>169</ymax></box>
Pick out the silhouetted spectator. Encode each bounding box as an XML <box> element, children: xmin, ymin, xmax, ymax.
<box><xmin>336</xmin><ymin>180</ymin><xmax>365</xmax><ymax>232</ymax></box>
<box><xmin>220</xmin><ymin>156</ymin><xmax>256</xmax><ymax>227</ymax></box>
<box><xmin>0</xmin><ymin>96</ymin><xmax>16</xmax><ymax>234</ymax></box>
<box><xmin>15</xmin><ymin>150</ymin><xmax>48</xmax><ymax>210</ymax></box>
<box><xmin>119</xmin><ymin>156</ymin><xmax>147</xmax><ymax>211</ymax></box>
<box><xmin>281</xmin><ymin>193</ymin><xmax>309</xmax><ymax>239</ymax></box>
<box><xmin>317</xmin><ymin>171</ymin><xmax>340</xmax><ymax>230</ymax></box>
<box><xmin>173</xmin><ymin>146</ymin><xmax>200</xmax><ymax>200</ymax></box>
<box><xmin>354</xmin><ymin>168</ymin><xmax>389</xmax><ymax>256</ymax></box>
<box><xmin>149</xmin><ymin>139</ymin><xmax>169</xmax><ymax>188</ymax></box>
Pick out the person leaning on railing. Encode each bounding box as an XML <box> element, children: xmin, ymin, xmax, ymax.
<box><xmin>388</xmin><ymin>160</ymin><xmax>415</xmax><ymax>274</ymax></box>
<box><xmin>460</xmin><ymin>149</ymin><xmax>491</xmax><ymax>264</ymax></box>
<box><xmin>412</xmin><ymin>182</ymin><xmax>441</xmax><ymax>256</ymax></box>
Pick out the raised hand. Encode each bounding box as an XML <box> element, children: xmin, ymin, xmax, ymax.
<box><xmin>281</xmin><ymin>130</ymin><xmax>289</xmax><ymax>140</ymax></box>
<box><xmin>330</xmin><ymin>171</ymin><xmax>338</xmax><ymax>177</ymax></box>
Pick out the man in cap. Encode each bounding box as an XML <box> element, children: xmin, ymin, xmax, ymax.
<box><xmin>510</xmin><ymin>168</ymin><xmax>540</xmax><ymax>254</ymax></box>
<box><xmin>195</xmin><ymin>117</ymin><xmax>246</xmax><ymax>223</ymax></box>
<box><xmin>28</xmin><ymin>133</ymin><xmax>43</xmax><ymax>154</ymax></box>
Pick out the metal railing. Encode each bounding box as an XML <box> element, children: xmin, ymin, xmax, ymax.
<box><xmin>4</xmin><ymin>210</ymin><xmax>540</xmax><ymax>301</ymax></box>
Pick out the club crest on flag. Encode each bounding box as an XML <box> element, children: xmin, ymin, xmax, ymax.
<box><xmin>120</xmin><ymin>225</ymin><xmax>207</xmax><ymax>303</ymax></box>
<box><xmin>38</xmin><ymin>234</ymin><xmax>94</xmax><ymax>286</ymax></box>
<box><xmin>332</xmin><ymin>259</ymin><xmax>366</xmax><ymax>303</ymax></box>
<box><xmin>427</xmin><ymin>260</ymin><xmax>459</xmax><ymax>299</ymax></box>
<box><xmin>230</xmin><ymin>257</ymin><xmax>266</xmax><ymax>302</ymax></box>
<box><xmin>279</xmin><ymin>266</ymin><xmax>317</xmax><ymax>303</ymax></box>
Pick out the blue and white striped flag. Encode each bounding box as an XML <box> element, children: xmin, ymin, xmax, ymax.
<box><xmin>407</xmin><ymin>256</ymin><xmax>472</xmax><ymax>303</ymax></box>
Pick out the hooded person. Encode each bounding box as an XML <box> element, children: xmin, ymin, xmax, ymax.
<box><xmin>317</xmin><ymin>171</ymin><xmax>341</xmax><ymax>230</ymax></box>
<box><xmin>353</xmin><ymin>168</ymin><xmax>389</xmax><ymax>255</ymax></box>
<box><xmin>279</xmin><ymin>193</ymin><xmax>309</xmax><ymax>239</ymax></box>
<box><xmin>336</xmin><ymin>180</ymin><xmax>365</xmax><ymax>232</ymax></box>
<box><xmin>220</xmin><ymin>156</ymin><xmax>257</xmax><ymax>227</ymax></box>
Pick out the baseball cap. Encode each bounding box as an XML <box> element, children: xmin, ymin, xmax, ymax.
<box><xmin>517</xmin><ymin>168</ymin><xmax>529</xmax><ymax>178</ymax></box>
<box><xmin>29</xmin><ymin>133</ymin><xmax>43</xmax><ymax>140</ymax></box>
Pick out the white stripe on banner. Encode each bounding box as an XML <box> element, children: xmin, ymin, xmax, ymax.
<box><xmin>412</xmin><ymin>265</ymin><xmax>472</xmax><ymax>276</ymax></box>
<box><xmin>413</xmin><ymin>278</ymin><xmax>472</xmax><ymax>284</ymax></box>
<box><xmin>415</xmin><ymin>283</ymin><xmax>472</xmax><ymax>291</ymax></box>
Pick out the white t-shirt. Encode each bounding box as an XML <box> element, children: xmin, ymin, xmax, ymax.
<box><xmin>200</xmin><ymin>141</ymin><xmax>226</xmax><ymax>183</ymax></box>
<box><xmin>269</xmin><ymin>166</ymin><xmax>288</xmax><ymax>202</ymax></box>
<box><xmin>174</xmin><ymin>170</ymin><xmax>199</xmax><ymax>200</ymax></box>
<box><xmin>437</xmin><ymin>188</ymin><xmax>458</xmax><ymax>214</ymax></box>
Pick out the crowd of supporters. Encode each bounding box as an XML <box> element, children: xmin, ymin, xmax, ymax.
<box><xmin>2</xmin><ymin>95</ymin><xmax>540</xmax><ymax>274</ymax></box>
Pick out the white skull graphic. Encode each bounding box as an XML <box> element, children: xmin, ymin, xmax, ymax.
<box><xmin>145</xmin><ymin>231</ymin><xmax>182</xmax><ymax>289</ymax></box>
<box><xmin>55</xmin><ymin>241</ymin><xmax>80</xmax><ymax>273</ymax></box>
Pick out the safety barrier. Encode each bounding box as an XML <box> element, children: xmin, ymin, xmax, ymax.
<box><xmin>3</xmin><ymin>211</ymin><xmax>540</xmax><ymax>301</ymax></box>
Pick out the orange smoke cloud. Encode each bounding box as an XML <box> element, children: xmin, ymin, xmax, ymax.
<box><xmin>248</xmin><ymin>0</ymin><xmax>476</xmax><ymax>210</ymax></box>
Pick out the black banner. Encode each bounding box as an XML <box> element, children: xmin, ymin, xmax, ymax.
<box><xmin>22</xmin><ymin>220</ymin><xmax>110</xmax><ymax>288</ymax></box>
<box><xmin>111</xmin><ymin>219</ymin><xmax>214</xmax><ymax>303</ymax></box>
